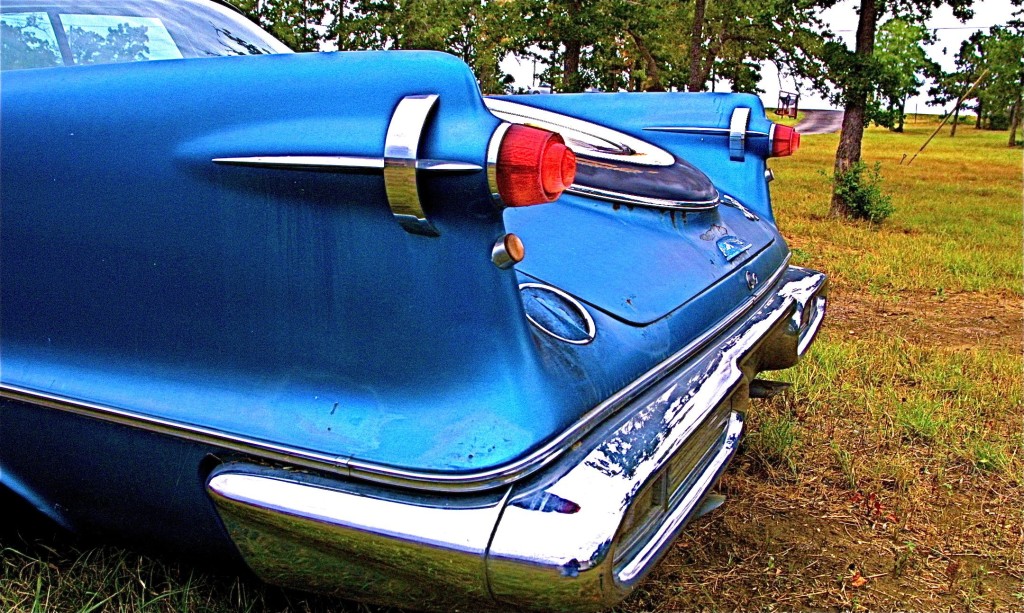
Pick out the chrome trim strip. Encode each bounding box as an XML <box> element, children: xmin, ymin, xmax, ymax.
<box><xmin>0</xmin><ymin>384</ymin><xmax>353</xmax><ymax>473</ymax></box>
<box><xmin>641</xmin><ymin>126</ymin><xmax>770</xmax><ymax>137</ymax></box>
<box><xmin>616</xmin><ymin>412</ymin><xmax>744</xmax><ymax>584</ymax></box>
<box><xmin>212</xmin><ymin>156</ymin><xmax>480</xmax><ymax>173</ymax></box>
<box><xmin>719</xmin><ymin>193</ymin><xmax>759</xmax><ymax>220</ymax></box>
<box><xmin>0</xmin><ymin>263</ymin><xmax>825</xmax><ymax>494</ymax></box>
<box><xmin>518</xmin><ymin>283</ymin><xmax>597</xmax><ymax>345</ymax></box>
<box><xmin>384</xmin><ymin>94</ymin><xmax>440</xmax><ymax>236</ymax></box>
<box><xmin>414</xmin><ymin>159</ymin><xmax>482</xmax><ymax>172</ymax></box>
<box><xmin>566</xmin><ymin>184</ymin><xmax>719</xmax><ymax>211</ymax></box>
<box><xmin>486</xmin><ymin>122</ymin><xmax>511</xmax><ymax>202</ymax></box>
<box><xmin>484</xmin><ymin>98</ymin><xmax>675</xmax><ymax>167</ymax></box>
<box><xmin>729</xmin><ymin>107</ymin><xmax>751</xmax><ymax>161</ymax></box>
<box><xmin>212</xmin><ymin>155</ymin><xmax>385</xmax><ymax>170</ymax></box>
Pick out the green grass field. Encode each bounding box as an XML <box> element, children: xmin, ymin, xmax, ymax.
<box><xmin>2</xmin><ymin>120</ymin><xmax>1021</xmax><ymax>612</ymax></box>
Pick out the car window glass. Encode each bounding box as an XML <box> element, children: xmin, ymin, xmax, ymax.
<box><xmin>0</xmin><ymin>1</ymin><xmax>291</xmax><ymax>71</ymax></box>
<box><xmin>60</xmin><ymin>13</ymin><xmax>182</xmax><ymax>64</ymax></box>
<box><xmin>0</xmin><ymin>12</ymin><xmax>62</xmax><ymax>70</ymax></box>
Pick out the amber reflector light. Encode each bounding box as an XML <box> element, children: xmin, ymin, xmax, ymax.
<box><xmin>496</xmin><ymin>125</ymin><xmax>576</xmax><ymax>207</ymax></box>
<box><xmin>504</xmin><ymin>233</ymin><xmax>525</xmax><ymax>263</ymax></box>
<box><xmin>771</xmin><ymin>124</ymin><xmax>801</xmax><ymax>157</ymax></box>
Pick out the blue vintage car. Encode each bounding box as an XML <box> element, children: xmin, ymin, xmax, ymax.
<box><xmin>0</xmin><ymin>1</ymin><xmax>826</xmax><ymax>610</ymax></box>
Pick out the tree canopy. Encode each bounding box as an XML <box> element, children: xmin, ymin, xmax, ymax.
<box><xmin>226</xmin><ymin>0</ymin><xmax>839</xmax><ymax>96</ymax></box>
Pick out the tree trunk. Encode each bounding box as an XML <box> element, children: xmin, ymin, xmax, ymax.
<box><xmin>950</xmin><ymin>100</ymin><xmax>960</xmax><ymax>137</ymax></box>
<box><xmin>975</xmin><ymin>98</ymin><xmax>983</xmax><ymax>128</ymax></box>
<box><xmin>628</xmin><ymin>28</ymin><xmax>663</xmax><ymax>91</ymax></box>
<box><xmin>686</xmin><ymin>0</ymin><xmax>708</xmax><ymax>92</ymax></box>
<box><xmin>562</xmin><ymin>40</ymin><xmax>582</xmax><ymax>91</ymax></box>
<box><xmin>1009</xmin><ymin>98</ymin><xmax>1021</xmax><ymax>147</ymax></box>
<box><xmin>561</xmin><ymin>0</ymin><xmax>583</xmax><ymax>92</ymax></box>
<box><xmin>896</xmin><ymin>95</ymin><xmax>906</xmax><ymax>132</ymax></box>
<box><xmin>830</xmin><ymin>0</ymin><xmax>880</xmax><ymax>218</ymax></box>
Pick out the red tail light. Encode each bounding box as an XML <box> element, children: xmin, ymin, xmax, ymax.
<box><xmin>495</xmin><ymin>125</ymin><xmax>576</xmax><ymax>207</ymax></box>
<box><xmin>771</xmin><ymin>124</ymin><xmax>800</xmax><ymax>157</ymax></box>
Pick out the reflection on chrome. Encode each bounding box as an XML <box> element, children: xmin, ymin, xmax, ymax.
<box><xmin>485</xmin><ymin>98</ymin><xmax>675</xmax><ymax>167</ymax></box>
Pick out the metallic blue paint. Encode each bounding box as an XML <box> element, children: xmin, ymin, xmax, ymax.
<box><xmin>0</xmin><ymin>4</ymin><xmax>826</xmax><ymax>607</ymax></box>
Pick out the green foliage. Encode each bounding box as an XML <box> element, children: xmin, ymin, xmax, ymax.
<box><xmin>895</xmin><ymin>396</ymin><xmax>946</xmax><ymax>442</ymax></box>
<box><xmin>831</xmin><ymin>161</ymin><xmax>894</xmax><ymax>223</ymax></box>
<box><xmin>977</xmin><ymin>24</ymin><xmax>1024</xmax><ymax>134</ymax></box>
<box><xmin>223</xmin><ymin>0</ymin><xmax>836</xmax><ymax>96</ymax></box>
<box><xmin>931</xmin><ymin>24</ymin><xmax>1023</xmax><ymax>135</ymax></box>
<box><xmin>873</xmin><ymin>18</ymin><xmax>936</xmax><ymax>131</ymax></box>
<box><xmin>969</xmin><ymin>440</ymin><xmax>1009</xmax><ymax>473</ymax></box>
<box><xmin>231</xmin><ymin>0</ymin><xmax>327</xmax><ymax>51</ymax></box>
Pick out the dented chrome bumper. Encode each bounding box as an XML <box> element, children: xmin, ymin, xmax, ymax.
<box><xmin>207</xmin><ymin>266</ymin><xmax>827</xmax><ymax>612</ymax></box>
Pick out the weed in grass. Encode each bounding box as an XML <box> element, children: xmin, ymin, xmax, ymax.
<box><xmin>894</xmin><ymin>395</ymin><xmax>946</xmax><ymax>442</ymax></box>
<box><xmin>969</xmin><ymin>440</ymin><xmax>1009</xmax><ymax>473</ymax></box>
<box><xmin>751</xmin><ymin>414</ymin><xmax>800</xmax><ymax>473</ymax></box>
<box><xmin>830</xmin><ymin>440</ymin><xmax>857</xmax><ymax>488</ymax></box>
<box><xmin>892</xmin><ymin>541</ymin><xmax>917</xmax><ymax>577</ymax></box>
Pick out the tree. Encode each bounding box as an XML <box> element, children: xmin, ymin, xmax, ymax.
<box><xmin>829</xmin><ymin>0</ymin><xmax>973</xmax><ymax>219</ymax></box>
<box><xmin>329</xmin><ymin>0</ymin><xmax>517</xmax><ymax>92</ymax></box>
<box><xmin>978</xmin><ymin>23</ymin><xmax>1024</xmax><ymax>144</ymax></box>
<box><xmin>926</xmin><ymin>35</ymin><xmax>983</xmax><ymax>137</ymax></box>
<box><xmin>873</xmin><ymin>18</ymin><xmax>934</xmax><ymax>131</ymax></box>
<box><xmin>684</xmin><ymin>0</ymin><xmax>837</xmax><ymax>95</ymax></box>
<box><xmin>231</xmin><ymin>0</ymin><xmax>328</xmax><ymax>51</ymax></box>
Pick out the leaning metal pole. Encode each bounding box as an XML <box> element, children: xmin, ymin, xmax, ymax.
<box><xmin>904</xmin><ymin>69</ymin><xmax>989</xmax><ymax>166</ymax></box>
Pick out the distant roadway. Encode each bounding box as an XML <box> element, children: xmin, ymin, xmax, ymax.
<box><xmin>795</xmin><ymin>110</ymin><xmax>844</xmax><ymax>135</ymax></box>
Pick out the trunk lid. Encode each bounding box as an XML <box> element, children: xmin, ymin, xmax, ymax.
<box><xmin>491</xmin><ymin>94</ymin><xmax>783</xmax><ymax>325</ymax></box>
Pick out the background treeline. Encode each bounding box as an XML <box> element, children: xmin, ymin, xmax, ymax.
<box><xmin>228</xmin><ymin>0</ymin><xmax>834</xmax><ymax>95</ymax></box>
<box><xmin>227</xmin><ymin>0</ymin><xmax>1019</xmax><ymax>131</ymax></box>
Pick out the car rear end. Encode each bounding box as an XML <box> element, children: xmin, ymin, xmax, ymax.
<box><xmin>0</xmin><ymin>2</ymin><xmax>825</xmax><ymax>609</ymax></box>
<box><xmin>203</xmin><ymin>93</ymin><xmax>826</xmax><ymax>610</ymax></box>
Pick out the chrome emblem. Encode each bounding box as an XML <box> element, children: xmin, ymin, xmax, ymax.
<box><xmin>746</xmin><ymin>271</ymin><xmax>759</xmax><ymax>290</ymax></box>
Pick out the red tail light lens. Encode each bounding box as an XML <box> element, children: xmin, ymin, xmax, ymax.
<box><xmin>771</xmin><ymin>124</ymin><xmax>800</xmax><ymax>157</ymax></box>
<box><xmin>496</xmin><ymin>125</ymin><xmax>576</xmax><ymax>207</ymax></box>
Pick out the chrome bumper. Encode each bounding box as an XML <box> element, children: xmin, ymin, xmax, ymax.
<box><xmin>207</xmin><ymin>266</ymin><xmax>827</xmax><ymax>612</ymax></box>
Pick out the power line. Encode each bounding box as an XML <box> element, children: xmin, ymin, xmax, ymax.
<box><xmin>831</xmin><ymin>24</ymin><xmax>1004</xmax><ymax>32</ymax></box>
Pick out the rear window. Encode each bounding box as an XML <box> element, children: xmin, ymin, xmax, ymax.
<box><xmin>0</xmin><ymin>0</ymin><xmax>291</xmax><ymax>71</ymax></box>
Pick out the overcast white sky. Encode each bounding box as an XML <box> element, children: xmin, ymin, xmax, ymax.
<box><xmin>500</xmin><ymin>0</ymin><xmax>1019</xmax><ymax>114</ymax></box>
<box><xmin>765</xmin><ymin>0</ymin><xmax>1019</xmax><ymax>111</ymax></box>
